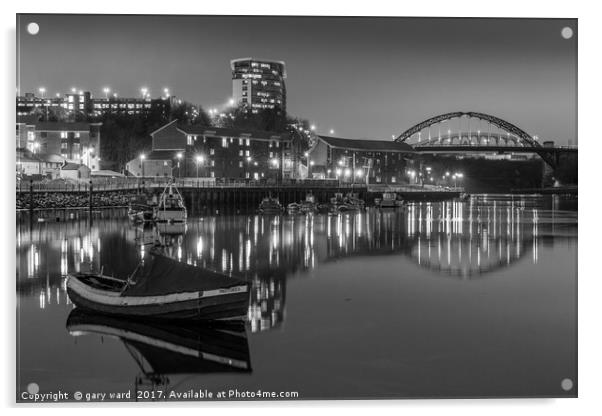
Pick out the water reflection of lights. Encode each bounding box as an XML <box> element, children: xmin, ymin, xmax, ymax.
<box><xmin>18</xmin><ymin>199</ymin><xmax>574</xmax><ymax>330</ymax></box>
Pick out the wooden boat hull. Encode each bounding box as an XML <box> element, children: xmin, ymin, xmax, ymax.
<box><xmin>66</xmin><ymin>275</ymin><xmax>249</xmax><ymax>321</ymax></box>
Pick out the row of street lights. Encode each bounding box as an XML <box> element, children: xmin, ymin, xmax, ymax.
<box><xmin>138</xmin><ymin>152</ymin><xmax>281</xmax><ymax>179</ymax></box>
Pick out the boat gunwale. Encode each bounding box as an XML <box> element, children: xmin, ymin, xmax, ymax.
<box><xmin>67</xmin><ymin>274</ymin><xmax>248</xmax><ymax>307</ymax></box>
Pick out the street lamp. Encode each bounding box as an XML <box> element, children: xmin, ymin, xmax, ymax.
<box><xmin>38</xmin><ymin>87</ymin><xmax>46</xmax><ymax>98</ymax></box>
<box><xmin>176</xmin><ymin>152</ymin><xmax>183</xmax><ymax>177</ymax></box>
<box><xmin>103</xmin><ymin>87</ymin><xmax>110</xmax><ymax>99</ymax></box>
<box><xmin>195</xmin><ymin>154</ymin><xmax>204</xmax><ymax>178</ymax></box>
<box><xmin>163</xmin><ymin>88</ymin><xmax>170</xmax><ymax>97</ymax></box>
<box><xmin>141</xmin><ymin>87</ymin><xmax>148</xmax><ymax>99</ymax></box>
<box><xmin>139</xmin><ymin>154</ymin><xmax>146</xmax><ymax>177</ymax></box>
<box><xmin>329</xmin><ymin>129</ymin><xmax>335</xmax><ymax>135</ymax></box>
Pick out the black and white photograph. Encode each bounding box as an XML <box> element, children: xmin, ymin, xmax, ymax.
<box><xmin>14</xmin><ymin>10</ymin><xmax>579</xmax><ymax>404</ymax></box>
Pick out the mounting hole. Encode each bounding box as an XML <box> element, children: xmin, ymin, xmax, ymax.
<box><xmin>561</xmin><ymin>378</ymin><xmax>574</xmax><ymax>391</ymax></box>
<box><xmin>27</xmin><ymin>22</ymin><xmax>40</xmax><ymax>35</ymax></box>
<box><xmin>561</xmin><ymin>27</ymin><xmax>573</xmax><ymax>39</ymax></box>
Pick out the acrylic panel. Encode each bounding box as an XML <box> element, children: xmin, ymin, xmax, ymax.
<box><xmin>16</xmin><ymin>14</ymin><xmax>578</xmax><ymax>402</ymax></box>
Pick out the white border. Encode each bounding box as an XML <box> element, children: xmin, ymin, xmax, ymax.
<box><xmin>2</xmin><ymin>1</ymin><xmax>600</xmax><ymax>415</ymax></box>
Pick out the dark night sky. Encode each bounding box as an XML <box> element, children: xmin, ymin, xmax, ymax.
<box><xmin>17</xmin><ymin>15</ymin><xmax>577</xmax><ymax>144</ymax></box>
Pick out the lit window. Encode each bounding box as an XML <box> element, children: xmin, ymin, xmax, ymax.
<box><xmin>210</xmin><ymin>171</ymin><xmax>215</xmax><ymax>178</ymax></box>
<box><xmin>60</xmin><ymin>132</ymin><xmax>67</xmax><ymax>138</ymax></box>
<box><xmin>239</xmin><ymin>150</ymin><xmax>243</xmax><ymax>156</ymax></box>
<box><xmin>222</xmin><ymin>138</ymin><xmax>227</xmax><ymax>148</ymax></box>
<box><xmin>246</xmin><ymin>139</ymin><xmax>250</xmax><ymax>146</ymax></box>
<box><xmin>239</xmin><ymin>138</ymin><xmax>243</xmax><ymax>146</ymax></box>
<box><xmin>239</xmin><ymin>161</ymin><xmax>243</xmax><ymax>168</ymax></box>
<box><xmin>245</xmin><ymin>150</ymin><xmax>250</xmax><ymax>157</ymax></box>
<box><xmin>211</xmin><ymin>160</ymin><xmax>215</xmax><ymax>167</ymax></box>
<box><xmin>187</xmin><ymin>135</ymin><xmax>193</xmax><ymax>146</ymax></box>
<box><xmin>210</xmin><ymin>148</ymin><xmax>215</xmax><ymax>155</ymax></box>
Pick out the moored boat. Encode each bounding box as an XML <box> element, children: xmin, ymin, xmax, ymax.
<box><xmin>258</xmin><ymin>196</ymin><xmax>283</xmax><ymax>214</ymax></box>
<box><xmin>154</xmin><ymin>182</ymin><xmax>187</xmax><ymax>223</ymax></box>
<box><xmin>299</xmin><ymin>193</ymin><xmax>318</xmax><ymax>213</ymax></box>
<box><xmin>376</xmin><ymin>192</ymin><xmax>403</xmax><ymax>208</ymax></box>
<box><xmin>66</xmin><ymin>250</ymin><xmax>249</xmax><ymax>321</ymax></box>
<box><xmin>287</xmin><ymin>193</ymin><xmax>318</xmax><ymax>214</ymax></box>
<box><xmin>330</xmin><ymin>192</ymin><xmax>365</xmax><ymax>212</ymax></box>
<box><xmin>286</xmin><ymin>202</ymin><xmax>301</xmax><ymax>214</ymax></box>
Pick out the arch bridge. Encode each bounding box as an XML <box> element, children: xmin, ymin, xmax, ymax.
<box><xmin>395</xmin><ymin>112</ymin><xmax>576</xmax><ymax>168</ymax></box>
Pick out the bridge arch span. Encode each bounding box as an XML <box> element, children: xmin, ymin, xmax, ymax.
<box><xmin>395</xmin><ymin>111</ymin><xmax>541</xmax><ymax>148</ymax></box>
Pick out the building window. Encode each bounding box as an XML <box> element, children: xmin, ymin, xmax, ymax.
<box><xmin>209</xmin><ymin>148</ymin><xmax>215</xmax><ymax>155</ymax></box>
<box><xmin>239</xmin><ymin>150</ymin><xmax>243</xmax><ymax>156</ymax></box>
<box><xmin>391</xmin><ymin>176</ymin><xmax>396</xmax><ymax>183</ymax></box>
<box><xmin>210</xmin><ymin>171</ymin><xmax>215</xmax><ymax>178</ymax></box>
<box><xmin>222</xmin><ymin>138</ymin><xmax>228</xmax><ymax>148</ymax></box>
<box><xmin>239</xmin><ymin>161</ymin><xmax>243</xmax><ymax>168</ymax></box>
<box><xmin>239</xmin><ymin>138</ymin><xmax>243</xmax><ymax>146</ymax></box>
<box><xmin>211</xmin><ymin>160</ymin><xmax>215</xmax><ymax>167</ymax></box>
<box><xmin>245</xmin><ymin>150</ymin><xmax>250</xmax><ymax>157</ymax></box>
<box><xmin>60</xmin><ymin>131</ymin><xmax>67</xmax><ymax>139</ymax></box>
<box><xmin>245</xmin><ymin>172</ymin><xmax>250</xmax><ymax>179</ymax></box>
<box><xmin>246</xmin><ymin>139</ymin><xmax>250</xmax><ymax>146</ymax></box>
<box><xmin>75</xmin><ymin>132</ymin><xmax>80</xmax><ymax>138</ymax></box>
<box><xmin>187</xmin><ymin>135</ymin><xmax>193</xmax><ymax>146</ymax></box>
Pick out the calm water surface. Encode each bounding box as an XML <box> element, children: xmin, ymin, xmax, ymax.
<box><xmin>16</xmin><ymin>195</ymin><xmax>577</xmax><ymax>400</ymax></box>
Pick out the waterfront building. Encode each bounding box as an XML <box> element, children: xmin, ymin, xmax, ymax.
<box><xmin>16</xmin><ymin>118</ymin><xmax>102</xmax><ymax>171</ymax></box>
<box><xmin>127</xmin><ymin>120</ymin><xmax>301</xmax><ymax>179</ymax></box>
<box><xmin>307</xmin><ymin>135</ymin><xmax>414</xmax><ymax>183</ymax></box>
<box><xmin>231</xmin><ymin>58</ymin><xmax>287</xmax><ymax>114</ymax></box>
<box><xmin>15</xmin><ymin>149</ymin><xmax>65</xmax><ymax>178</ymax></box>
<box><xmin>59</xmin><ymin>162</ymin><xmax>91</xmax><ymax>180</ymax></box>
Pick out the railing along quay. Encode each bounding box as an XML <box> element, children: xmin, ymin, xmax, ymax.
<box><xmin>16</xmin><ymin>178</ymin><xmax>368</xmax><ymax>193</ymax></box>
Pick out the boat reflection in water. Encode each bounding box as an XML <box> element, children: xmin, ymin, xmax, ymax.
<box><xmin>66</xmin><ymin>309</ymin><xmax>251</xmax><ymax>399</ymax></box>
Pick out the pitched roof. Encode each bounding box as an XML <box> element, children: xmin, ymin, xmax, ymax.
<box><xmin>317</xmin><ymin>135</ymin><xmax>414</xmax><ymax>152</ymax></box>
<box><xmin>177</xmin><ymin>124</ymin><xmax>288</xmax><ymax>141</ymax></box>
<box><xmin>61</xmin><ymin>162</ymin><xmax>87</xmax><ymax>170</ymax></box>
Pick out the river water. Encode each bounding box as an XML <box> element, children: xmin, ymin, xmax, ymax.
<box><xmin>16</xmin><ymin>195</ymin><xmax>577</xmax><ymax>400</ymax></box>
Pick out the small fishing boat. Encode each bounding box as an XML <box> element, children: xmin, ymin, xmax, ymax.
<box><xmin>128</xmin><ymin>204</ymin><xmax>155</xmax><ymax>223</ymax></box>
<box><xmin>375</xmin><ymin>192</ymin><xmax>404</xmax><ymax>208</ymax></box>
<box><xmin>330</xmin><ymin>192</ymin><xmax>365</xmax><ymax>212</ymax></box>
<box><xmin>258</xmin><ymin>196</ymin><xmax>283</xmax><ymax>214</ymax></box>
<box><xmin>287</xmin><ymin>193</ymin><xmax>318</xmax><ymax>214</ymax></box>
<box><xmin>299</xmin><ymin>193</ymin><xmax>319</xmax><ymax>213</ymax></box>
<box><xmin>66</xmin><ymin>309</ymin><xmax>251</xmax><ymax>395</ymax></box>
<box><xmin>128</xmin><ymin>195</ymin><xmax>156</xmax><ymax>223</ymax></box>
<box><xmin>286</xmin><ymin>202</ymin><xmax>301</xmax><ymax>214</ymax></box>
<box><xmin>66</xmin><ymin>250</ymin><xmax>249</xmax><ymax>321</ymax></box>
<box><xmin>154</xmin><ymin>182</ymin><xmax>187</xmax><ymax>223</ymax></box>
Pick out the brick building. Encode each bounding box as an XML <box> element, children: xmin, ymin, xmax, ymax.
<box><xmin>16</xmin><ymin>117</ymin><xmax>102</xmax><ymax>171</ymax></box>
<box><xmin>307</xmin><ymin>135</ymin><xmax>414</xmax><ymax>184</ymax></box>
<box><xmin>127</xmin><ymin>120</ymin><xmax>303</xmax><ymax>179</ymax></box>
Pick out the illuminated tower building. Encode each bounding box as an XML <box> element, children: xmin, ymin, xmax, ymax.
<box><xmin>231</xmin><ymin>57</ymin><xmax>287</xmax><ymax>115</ymax></box>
